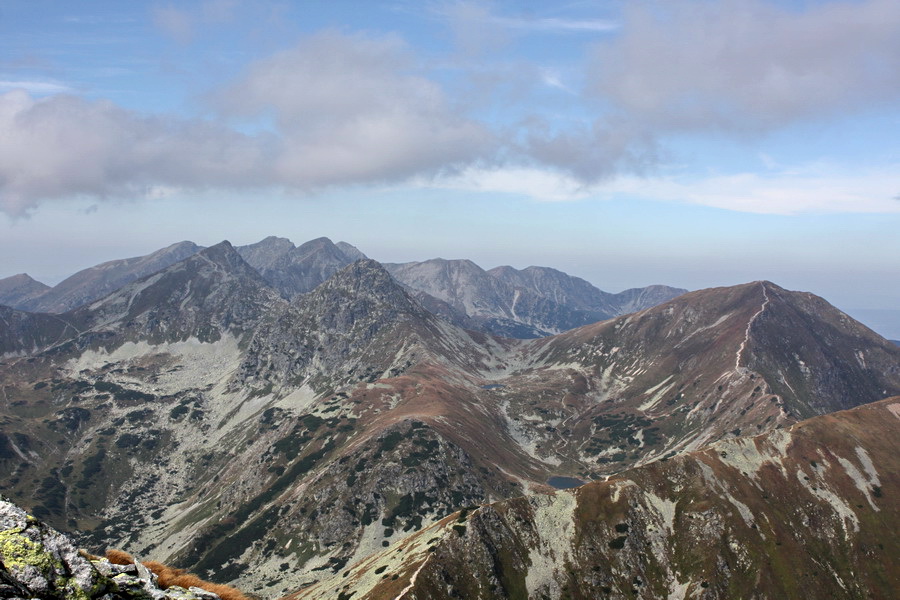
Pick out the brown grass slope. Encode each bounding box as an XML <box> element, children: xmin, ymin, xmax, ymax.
<box><xmin>293</xmin><ymin>397</ymin><xmax>900</xmax><ymax>600</ymax></box>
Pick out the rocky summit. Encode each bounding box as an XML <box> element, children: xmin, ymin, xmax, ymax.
<box><xmin>0</xmin><ymin>238</ymin><xmax>898</xmax><ymax>599</ymax></box>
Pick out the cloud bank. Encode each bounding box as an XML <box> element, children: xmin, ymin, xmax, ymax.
<box><xmin>2</xmin><ymin>0</ymin><xmax>899</xmax><ymax>216</ymax></box>
<box><xmin>0</xmin><ymin>31</ymin><xmax>492</xmax><ymax>216</ymax></box>
<box><xmin>588</xmin><ymin>0</ymin><xmax>900</xmax><ymax>131</ymax></box>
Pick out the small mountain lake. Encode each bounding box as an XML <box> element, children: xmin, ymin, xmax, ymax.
<box><xmin>547</xmin><ymin>476</ymin><xmax>585</xmax><ymax>489</ymax></box>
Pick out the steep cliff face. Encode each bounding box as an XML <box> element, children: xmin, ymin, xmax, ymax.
<box><xmin>293</xmin><ymin>397</ymin><xmax>900</xmax><ymax>600</ymax></box>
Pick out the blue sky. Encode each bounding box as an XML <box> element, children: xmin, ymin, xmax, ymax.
<box><xmin>1</xmin><ymin>0</ymin><xmax>899</xmax><ymax>336</ymax></box>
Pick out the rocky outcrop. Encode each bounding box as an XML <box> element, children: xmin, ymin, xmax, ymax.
<box><xmin>62</xmin><ymin>241</ymin><xmax>284</xmax><ymax>348</ymax></box>
<box><xmin>0</xmin><ymin>497</ymin><xmax>224</xmax><ymax>599</ymax></box>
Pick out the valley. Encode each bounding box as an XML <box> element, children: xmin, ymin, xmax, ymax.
<box><xmin>0</xmin><ymin>237</ymin><xmax>898</xmax><ymax>599</ymax></box>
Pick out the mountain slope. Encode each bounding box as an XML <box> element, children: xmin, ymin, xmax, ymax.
<box><xmin>60</xmin><ymin>241</ymin><xmax>283</xmax><ymax>348</ymax></box>
<box><xmin>386</xmin><ymin>259</ymin><xmax>686</xmax><ymax>338</ymax></box>
<box><xmin>294</xmin><ymin>397</ymin><xmax>900</xmax><ymax>600</ymax></box>
<box><xmin>0</xmin><ymin>305</ymin><xmax>77</xmax><ymax>357</ymax></box>
<box><xmin>0</xmin><ymin>257</ymin><xmax>518</xmax><ymax>597</ymax></box>
<box><xmin>18</xmin><ymin>241</ymin><xmax>203</xmax><ymax>314</ymax></box>
<box><xmin>0</xmin><ymin>273</ymin><xmax>50</xmax><ymax>308</ymax></box>
<box><xmin>489</xmin><ymin>280</ymin><xmax>900</xmax><ymax>477</ymax></box>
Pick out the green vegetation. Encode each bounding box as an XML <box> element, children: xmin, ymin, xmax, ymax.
<box><xmin>92</xmin><ymin>381</ymin><xmax>155</xmax><ymax>403</ymax></box>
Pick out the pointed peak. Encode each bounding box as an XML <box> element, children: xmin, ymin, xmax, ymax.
<box><xmin>335</xmin><ymin>241</ymin><xmax>367</xmax><ymax>261</ymax></box>
<box><xmin>200</xmin><ymin>239</ymin><xmax>235</xmax><ymax>255</ymax></box>
<box><xmin>1</xmin><ymin>273</ymin><xmax>45</xmax><ymax>285</ymax></box>
<box><xmin>192</xmin><ymin>241</ymin><xmax>261</xmax><ymax>276</ymax></box>
<box><xmin>307</xmin><ymin>258</ymin><xmax>404</xmax><ymax>300</ymax></box>
<box><xmin>333</xmin><ymin>258</ymin><xmax>391</xmax><ymax>280</ymax></box>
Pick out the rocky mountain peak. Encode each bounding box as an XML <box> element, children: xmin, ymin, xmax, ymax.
<box><xmin>238</xmin><ymin>236</ymin><xmax>359</xmax><ymax>298</ymax></box>
<box><xmin>235</xmin><ymin>236</ymin><xmax>296</xmax><ymax>269</ymax></box>
<box><xmin>388</xmin><ymin>257</ymin><xmax>686</xmax><ymax>338</ymax></box>
<box><xmin>308</xmin><ymin>258</ymin><xmax>412</xmax><ymax>303</ymax></box>
<box><xmin>335</xmin><ymin>241</ymin><xmax>367</xmax><ymax>261</ymax></box>
<box><xmin>61</xmin><ymin>240</ymin><xmax>281</xmax><ymax>347</ymax></box>
<box><xmin>193</xmin><ymin>240</ymin><xmax>264</xmax><ymax>278</ymax></box>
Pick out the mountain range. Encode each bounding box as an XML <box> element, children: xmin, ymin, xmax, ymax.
<box><xmin>384</xmin><ymin>259</ymin><xmax>685</xmax><ymax>337</ymax></box>
<box><xmin>0</xmin><ymin>235</ymin><xmax>684</xmax><ymax>343</ymax></box>
<box><xmin>0</xmin><ymin>237</ymin><xmax>897</xmax><ymax>599</ymax></box>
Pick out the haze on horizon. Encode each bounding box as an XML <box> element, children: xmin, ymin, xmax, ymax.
<box><xmin>1</xmin><ymin>0</ymin><xmax>898</xmax><ymax>336</ymax></box>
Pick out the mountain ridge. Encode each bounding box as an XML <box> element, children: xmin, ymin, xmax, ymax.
<box><xmin>386</xmin><ymin>258</ymin><xmax>686</xmax><ymax>338</ymax></box>
<box><xmin>15</xmin><ymin>241</ymin><xmax>204</xmax><ymax>314</ymax></box>
<box><xmin>292</xmin><ymin>396</ymin><xmax>900</xmax><ymax>600</ymax></box>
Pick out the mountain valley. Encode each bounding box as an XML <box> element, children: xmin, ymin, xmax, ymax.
<box><xmin>0</xmin><ymin>237</ymin><xmax>898</xmax><ymax>599</ymax></box>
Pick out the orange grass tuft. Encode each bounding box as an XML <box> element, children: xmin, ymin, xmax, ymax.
<box><xmin>142</xmin><ymin>560</ymin><xmax>250</xmax><ymax>600</ymax></box>
<box><xmin>105</xmin><ymin>549</ymin><xmax>134</xmax><ymax>565</ymax></box>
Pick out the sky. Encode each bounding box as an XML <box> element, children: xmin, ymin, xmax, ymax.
<box><xmin>1</xmin><ymin>0</ymin><xmax>899</xmax><ymax>337</ymax></box>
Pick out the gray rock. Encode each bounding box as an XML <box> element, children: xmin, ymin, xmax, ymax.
<box><xmin>0</xmin><ymin>497</ymin><xmax>228</xmax><ymax>600</ymax></box>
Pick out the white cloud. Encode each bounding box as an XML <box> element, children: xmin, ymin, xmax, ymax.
<box><xmin>0</xmin><ymin>90</ymin><xmax>275</xmax><ymax>216</ymax></box>
<box><xmin>587</xmin><ymin>0</ymin><xmax>900</xmax><ymax>131</ymax></box>
<box><xmin>217</xmin><ymin>31</ymin><xmax>493</xmax><ymax>187</ymax></box>
<box><xmin>493</xmin><ymin>15</ymin><xmax>618</xmax><ymax>33</ymax></box>
<box><xmin>439</xmin><ymin>2</ymin><xmax>618</xmax><ymax>57</ymax></box>
<box><xmin>607</xmin><ymin>165</ymin><xmax>900</xmax><ymax>215</ymax></box>
<box><xmin>424</xmin><ymin>166</ymin><xmax>594</xmax><ymax>202</ymax></box>
<box><xmin>0</xmin><ymin>32</ymin><xmax>493</xmax><ymax>216</ymax></box>
<box><xmin>427</xmin><ymin>163</ymin><xmax>900</xmax><ymax>215</ymax></box>
<box><xmin>0</xmin><ymin>80</ymin><xmax>73</xmax><ymax>94</ymax></box>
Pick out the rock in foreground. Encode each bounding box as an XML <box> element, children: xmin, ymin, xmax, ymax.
<box><xmin>0</xmin><ymin>497</ymin><xmax>231</xmax><ymax>600</ymax></box>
